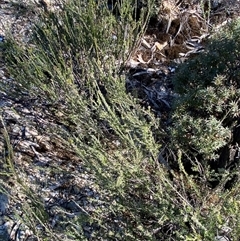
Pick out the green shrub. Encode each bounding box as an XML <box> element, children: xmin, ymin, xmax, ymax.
<box><xmin>3</xmin><ymin>1</ymin><xmax>240</xmax><ymax>240</ymax></box>
<box><xmin>4</xmin><ymin>0</ymin><xmax>168</xmax><ymax>239</ymax></box>
<box><xmin>172</xmin><ymin>19</ymin><xmax>240</xmax><ymax>160</ymax></box>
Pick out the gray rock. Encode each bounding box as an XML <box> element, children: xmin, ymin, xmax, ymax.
<box><xmin>0</xmin><ymin>193</ymin><xmax>9</xmax><ymax>214</ymax></box>
<box><xmin>0</xmin><ymin>229</ymin><xmax>9</xmax><ymax>241</ymax></box>
<box><xmin>0</xmin><ymin>222</ymin><xmax>10</xmax><ymax>241</ymax></box>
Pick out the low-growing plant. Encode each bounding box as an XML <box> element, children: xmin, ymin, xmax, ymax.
<box><xmin>3</xmin><ymin>0</ymin><xmax>240</xmax><ymax>240</ymax></box>
<box><xmin>4</xmin><ymin>0</ymin><xmax>168</xmax><ymax>239</ymax></box>
<box><xmin>172</xmin><ymin>19</ymin><xmax>240</xmax><ymax>162</ymax></box>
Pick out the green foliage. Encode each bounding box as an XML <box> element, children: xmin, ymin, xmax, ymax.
<box><xmin>173</xmin><ymin>19</ymin><xmax>240</xmax><ymax>94</ymax></box>
<box><xmin>3</xmin><ymin>1</ymin><xmax>240</xmax><ymax>240</ymax></box>
<box><xmin>172</xmin><ymin>19</ymin><xmax>240</xmax><ymax>160</ymax></box>
<box><xmin>172</xmin><ymin>114</ymin><xmax>231</xmax><ymax>159</ymax></box>
<box><xmin>4</xmin><ymin>0</ymin><xmax>166</xmax><ymax>239</ymax></box>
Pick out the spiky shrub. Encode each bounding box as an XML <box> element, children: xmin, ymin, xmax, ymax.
<box><xmin>171</xmin><ymin>19</ymin><xmax>240</xmax><ymax>161</ymax></box>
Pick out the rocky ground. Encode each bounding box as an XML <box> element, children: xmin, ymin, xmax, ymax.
<box><xmin>0</xmin><ymin>0</ymin><xmax>240</xmax><ymax>240</ymax></box>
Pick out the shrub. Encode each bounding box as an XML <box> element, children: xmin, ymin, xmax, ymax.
<box><xmin>171</xmin><ymin>19</ymin><xmax>240</xmax><ymax>161</ymax></box>
<box><xmin>4</xmin><ymin>0</ymin><xmax>168</xmax><ymax>239</ymax></box>
<box><xmin>3</xmin><ymin>1</ymin><xmax>240</xmax><ymax>240</ymax></box>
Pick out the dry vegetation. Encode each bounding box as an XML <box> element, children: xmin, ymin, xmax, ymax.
<box><xmin>0</xmin><ymin>0</ymin><xmax>240</xmax><ymax>240</ymax></box>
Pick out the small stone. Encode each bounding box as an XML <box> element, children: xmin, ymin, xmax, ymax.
<box><xmin>0</xmin><ymin>193</ymin><xmax>9</xmax><ymax>214</ymax></box>
<box><xmin>0</xmin><ymin>35</ymin><xmax>4</xmax><ymax>42</ymax></box>
<box><xmin>0</xmin><ymin>225</ymin><xmax>9</xmax><ymax>241</ymax></box>
<box><xmin>72</xmin><ymin>186</ymin><xmax>81</xmax><ymax>194</ymax></box>
<box><xmin>65</xmin><ymin>201</ymin><xmax>80</xmax><ymax>212</ymax></box>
